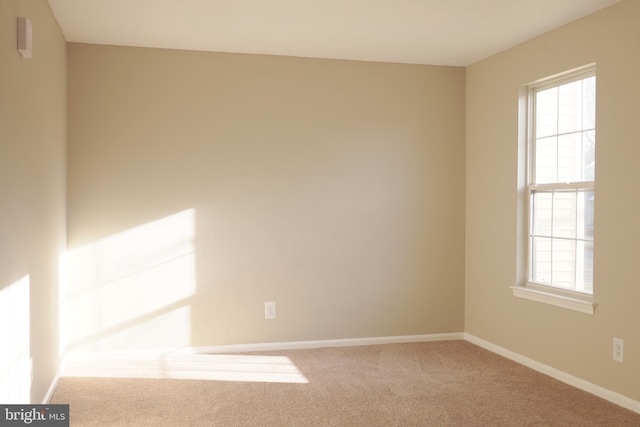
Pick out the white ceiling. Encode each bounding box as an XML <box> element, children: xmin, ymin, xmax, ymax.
<box><xmin>47</xmin><ymin>0</ymin><xmax>621</xmax><ymax>66</ymax></box>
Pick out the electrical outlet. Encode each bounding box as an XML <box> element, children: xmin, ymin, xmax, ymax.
<box><xmin>265</xmin><ymin>301</ymin><xmax>276</xmax><ymax>320</ymax></box>
<box><xmin>613</xmin><ymin>337</ymin><xmax>623</xmax><ymax>363</ymax></box>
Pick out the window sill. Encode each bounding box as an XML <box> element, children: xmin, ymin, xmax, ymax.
<box><xmin>511</xmin><ymin>285</ymin><xmax>596</xmax><ymax>315</ymax></box>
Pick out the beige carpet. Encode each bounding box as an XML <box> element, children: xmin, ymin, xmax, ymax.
<box><xmin>50</xmin><ymin>341</ymin><xmax>640</xmax><ymax>426</ymax></box>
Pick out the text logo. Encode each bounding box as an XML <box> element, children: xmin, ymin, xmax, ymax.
<box><xmin>1</xmin><ymin>405</ymin><xmax>68</xmax><ymax>426</ymax></box>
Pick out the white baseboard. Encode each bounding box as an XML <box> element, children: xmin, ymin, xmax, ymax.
<box><xmin>60</xmin><ymin>333</ymin><xmax>465</xmax><ymax>362</ymax></box>
<box><xmin>464</xmin><ymin>333</ymin><xmax>640</xmax><ymax>415</ymax></box>
<box><xmin>41</xmin><ymin>369</ymin><xmax>63</xmax><ymax>404</ymax></box>
<box><xmin>186</xmin><ymin>332</ymin><xmax>465</xmax><ymax>355</ymax></box>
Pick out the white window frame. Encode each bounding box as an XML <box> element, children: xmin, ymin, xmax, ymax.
<box><xmin>512</xmin><ymin>64</ymin><xmax>597</xmax><ymax>315</ymax></box>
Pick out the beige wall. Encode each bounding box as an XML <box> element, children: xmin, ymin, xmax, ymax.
<box><xmin>66</xmin><ymin>44</ymin><xmax>466</xmax><ymax>351</ymax></box>
<box><xmin>0</xmin><ymin>1</ymin><xmax>67</xmax><ymax>403</ymax></box>
<box><xmin>466</xmin><ymin>0</ymin><xmax>640</xmax><ymax>401</ymax></box>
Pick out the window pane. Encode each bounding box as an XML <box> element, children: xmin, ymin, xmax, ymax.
<box><xmin>583</xmin><ymin>76</ymin><xmax>596</xmax><ymax>130</ymax></box>
<box><xmin>535</xmin><ymin>136</ymin><xmax>557</xmax><ymax>184</ymax></box>
<box><xmin>536</xmin><ymin>87</ymin><xmax>558</xmax><ymax>138</ymax></box>
<box><xmin>576</xmin><ymin>241</ymin><xmax>594</xmax><ymax>293</ymax></box>
<box><xmin>577</xmin><ymin>190</ymin><xmax>595</xmax><ymax>240</ymax></box>
<box><xmin>532</xmin><ymin>192</ymin><xmax>552</xmax><ymax>236</ymax></box>
<box><xmin>558</xmin><ymin>133</ymin><xmax>581</xmax><ymax>182</ymax></box>
<box><xmin>582</xmin><ymin>130</ymin><xmax>595</xmax><ymax>181</ymax></box>
<box><xmin>558</xmin><ymin>80</ymin><xmax>583</xmax><ymax>134</ymax></box>
<box><xmin>552</xmin><ymin>239</ymin><xmax>576</xmax><ymax>289</ymax></box>
<box><xmin>552</xmin><ymin>192</ymin><xmax>577</xmax><ymax>239</ymax></box>
<box><xmin>531</xmin><ymin>237</ymin><xmax>551</xmax><ymax>284</ymax></box>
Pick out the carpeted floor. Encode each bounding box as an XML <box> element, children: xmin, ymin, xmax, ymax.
<box><xmin>50</xmin><ymin>341</ymin><xmax>640</xmax><ymax>426</ymax></box>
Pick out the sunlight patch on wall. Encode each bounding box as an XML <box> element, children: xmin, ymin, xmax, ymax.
<box><xmin>63</xmin><ymin>353</ymin><xmax>308</xmax><ymax>384</ymax></box>
<box><xmin>64</xmin><ymin>209</ymin><xmax>196</xmax><ymax>352</ymax></box>
<box><xmin>0</xmin><ymin>275</ymin><xmax>31</xmax><ymax>403</ymax></box>
<box><xmin>84</xmin><ymin>306</ymin><xmax>192</xmax><ymax>351</ymax></box>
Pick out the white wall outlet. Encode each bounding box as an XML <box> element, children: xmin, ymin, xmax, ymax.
<box><xmin>265</xmin><ymin>301</ymin><xmax>276</xmax><ymax>320</ymax></box>
<box><xmin>613</xmin><ymin>337</ymin><xmax>624</xmax><ymax>363</ymax></box>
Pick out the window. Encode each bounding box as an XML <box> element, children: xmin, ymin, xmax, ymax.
<box><xmin>513</xmin><ymin>65</ymin><xmax>596</xmax><ymax>314</ymax></box>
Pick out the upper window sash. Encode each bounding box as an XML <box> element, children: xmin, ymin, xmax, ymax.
<box><xmin>527</xmin><ymin>65</ymin><xmax>596</xmax><ymax>187</ymax></box>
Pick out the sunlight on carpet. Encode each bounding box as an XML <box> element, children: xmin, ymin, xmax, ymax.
<box><xmin>62</xmin><ymin>353</ymin><xmax>309</xmax><ymax>384</ymax></box>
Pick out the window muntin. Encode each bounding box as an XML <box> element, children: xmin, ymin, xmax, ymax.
<box><xmin>528</xmin><ymin>68</ymin><xmax>595</xmax><ymax>294</ymax></box>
